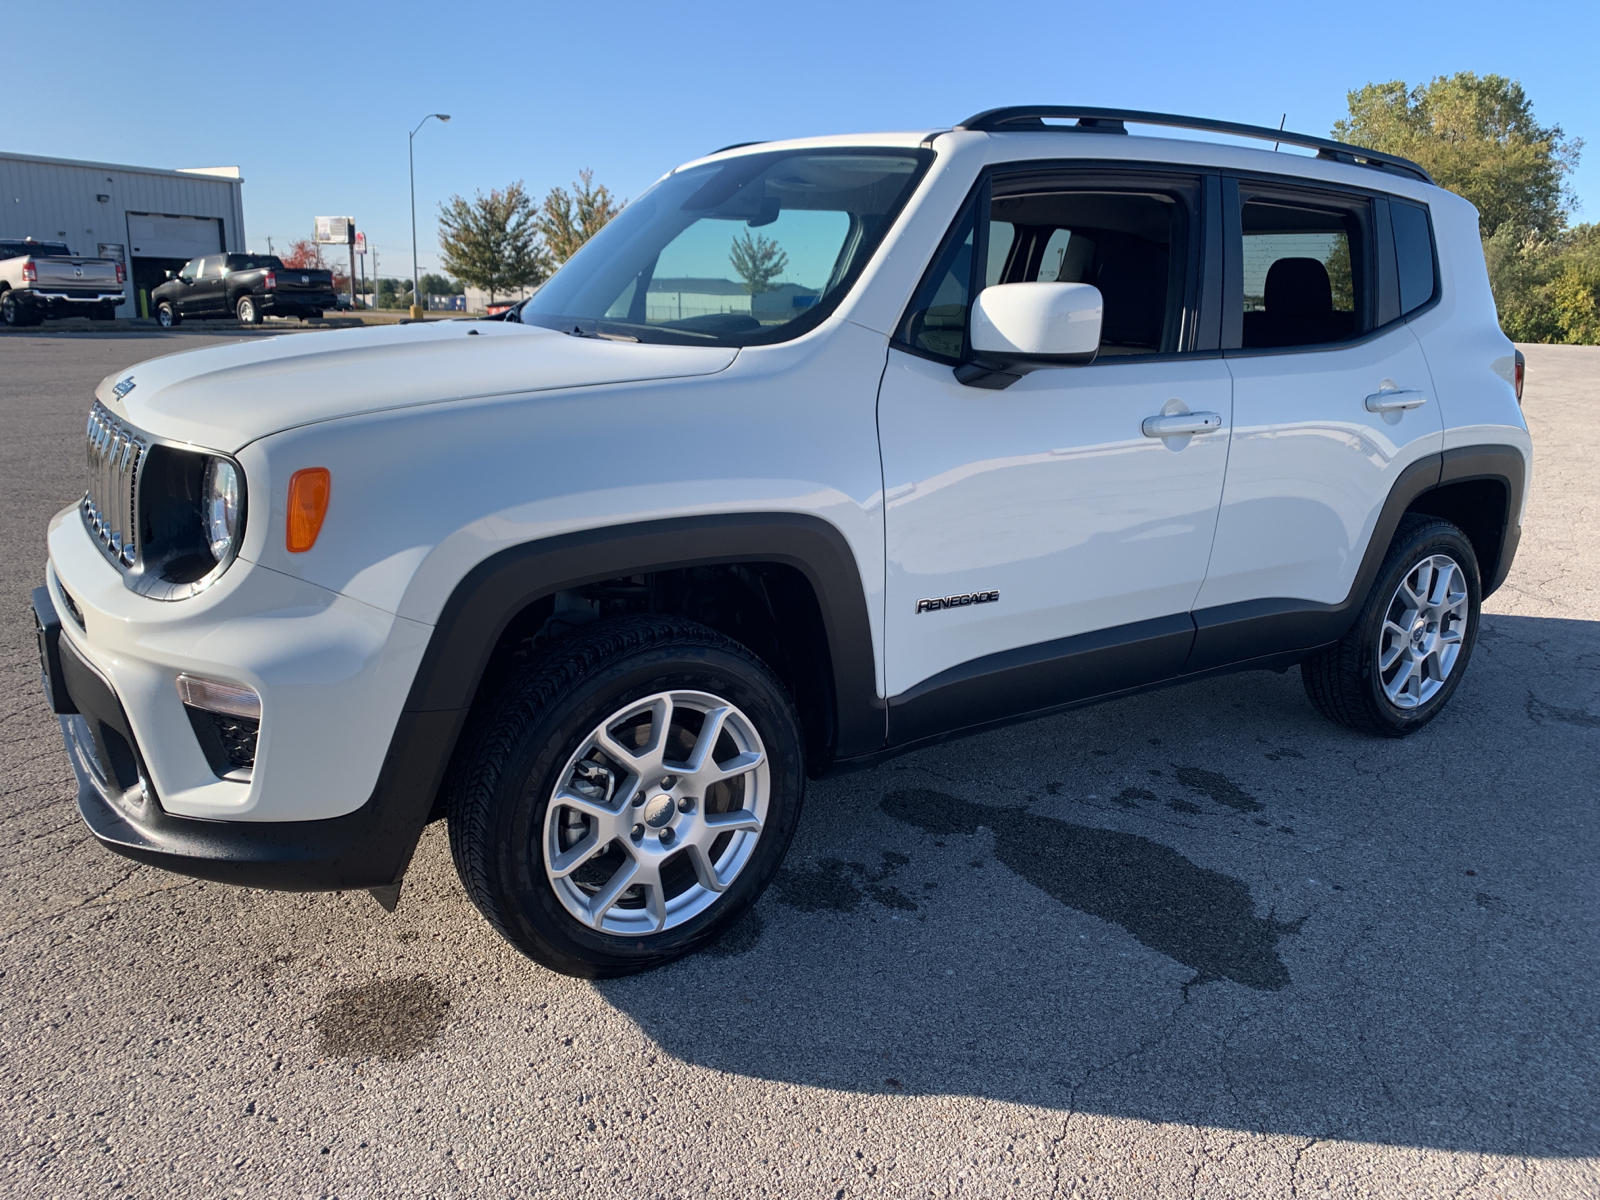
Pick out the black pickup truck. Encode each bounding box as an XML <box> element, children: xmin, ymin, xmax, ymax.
<box><xmin>151</xmin><ymin>253</ymin><xmax>336</xmax><ymax>326</ymax></box>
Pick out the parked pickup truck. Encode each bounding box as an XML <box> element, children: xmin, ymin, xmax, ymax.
<box><xmin>151</xmin><ymin>253</ymin><xmax>336</xmax><ymax>327</ymax></box>
<box><xmin>0</xmin><ymin>238</ymin><xmax>125</xmax><ymax>325</ymax></box>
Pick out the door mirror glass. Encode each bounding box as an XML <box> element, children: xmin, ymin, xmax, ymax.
<box><xmin>970</xmin><ymin>282</ymin><xmax>1103</xmax><ymax>364</ymax></box>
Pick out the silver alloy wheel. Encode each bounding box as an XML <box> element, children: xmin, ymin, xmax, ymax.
<box><xmin>1378</xmin><ymin>553</ymin><xmax>1469</xmax><ymax>709</ymax></box>
<box><xmin>238</xmin><ymin>298</ymin><xmax>255</xmax><ymax>323</ymax></box>
<box><xmin>542</xmin><ymin>689</ymin><xmax>769</xmax><ymax>936</ymax></box>
<box><xmin>157</xmin><ymin>304</ymin><xmax>173</xmax><ymax>328</ymax></box>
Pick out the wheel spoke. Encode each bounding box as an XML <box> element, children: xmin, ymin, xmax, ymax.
<box><xmin>548</xmin><ymin>829</ymin><xmax>606</xmax><ymax>879</ymax></box>
<box><xmin>700</xmin><ymin>750</ymin><xmax>764</xmax><ymax>785</ymax></box>
<box><xmin>553</xmin><ymin>787</ymin><xmax>621</xmax><ymax>823</ymax></box>
<box><xmin>643</xmin><ymin>872</ymin><xmax>668</xmax><ymax>932</ymax></box>
<box><xmin>684</xmin><ymin>841</ymin><xmax>728</xmax><ymax>893</ymax></box>
<box><xmin>704</xmin><ymin>807</ymin><xmax>763</xmax><ymax>834</ymax></box>
<box><xmin>1379</xmin><ymin>637</ymin><xmax>1406</xmax><ymax>672</ymax></box>
<box><xmin>584</xmin><ymin>856</ymin><xmax>641</xmax><ymax>928</ymax></box>
<box><xmin>678</xmin><ymin>706</ymin><xmax>732</xmax><ymax>775</ymax></box>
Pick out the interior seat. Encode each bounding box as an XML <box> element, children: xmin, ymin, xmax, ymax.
<box><xmin>1243</xmin><ymin>257</ymin><xmax>1346</xmax><ymax>348</ymax></box>
<box><xmin>1092</xmin><ymin>236</ymin><xmax>1168</xmax><ymax>352</ymax></box>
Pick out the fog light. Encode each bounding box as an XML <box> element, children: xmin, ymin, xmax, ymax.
<box><xmin>175</xmin><ymin>673</ymin><xmax>260</xmax><ymax>720</ymax></box>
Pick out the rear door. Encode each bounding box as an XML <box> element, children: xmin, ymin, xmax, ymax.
<box><xmin>1189</xmin><ymin>177</ymin><xmax>1442</xmax><ymax>669</ymax></box>
<box><xmin>878</xmin><ymin>166</ymin><xmax>1231</xmax><ymax>741</ymax></box>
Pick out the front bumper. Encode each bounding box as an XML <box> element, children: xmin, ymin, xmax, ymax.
<box><xmin>38</xmin><ymin>505</ymin><xmax>453</xmax><ymax>891</ymax></box>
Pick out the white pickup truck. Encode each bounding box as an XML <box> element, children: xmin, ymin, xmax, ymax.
<box><xmin>0</xmin><ymin>238</ymin><xmax>125</xmax><ymax>325</ymax></box>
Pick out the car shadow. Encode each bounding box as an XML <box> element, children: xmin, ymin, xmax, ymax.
<box><xmin>596</xmin><ymin>613</ymin><xmax>1600</xmax><ymax>1156</ymax></box>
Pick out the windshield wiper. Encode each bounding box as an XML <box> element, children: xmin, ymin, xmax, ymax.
<box><xmin>563</xmin><ymin>325</ymin><xmax>639</xmax><ymax>344</ymax></box>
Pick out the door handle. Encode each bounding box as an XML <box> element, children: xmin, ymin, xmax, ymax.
<box><xmin>1142</xmin><ymin>411</ymin><xmax>1223</xmax><ymax>437</ymax></box>
<box><xmin>1364</xmin><ymin>388</ymin><xmax>1427</xmax><ymax>413</ymax></box>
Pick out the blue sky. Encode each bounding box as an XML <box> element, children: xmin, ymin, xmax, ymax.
<box><xmin>10</xmin><ymin>1</ymin><xmax>1597</xmax><ymax>277</ymax></box>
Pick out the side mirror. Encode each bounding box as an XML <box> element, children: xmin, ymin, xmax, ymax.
<box><xmin>957</xmin><ymin>282</ymin><xmax>1102</xmax><ymax>389</ymax></box>
<box><xmin>163</xmin><ymin>270</ymin><xmax>174</xmax><ymax>279</ymax></box>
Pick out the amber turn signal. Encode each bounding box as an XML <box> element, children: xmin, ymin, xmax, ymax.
<box><xmin>286</xmin><ymin>467</ymin><xmax>331</xmax><ymax>553</ymax></box>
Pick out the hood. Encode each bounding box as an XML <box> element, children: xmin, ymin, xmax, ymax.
<box><xmin>94</xmin><ymin>321</ymin><xmax>738</xmax><ymax>452</ymax></box>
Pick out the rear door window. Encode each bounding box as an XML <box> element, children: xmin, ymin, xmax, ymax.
<box><xmin>1237</xmin><ymin>189</ymin><xmax>1371</xmax><ymax>350</ymax></box>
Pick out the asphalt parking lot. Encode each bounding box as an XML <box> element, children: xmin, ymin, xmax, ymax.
<box><xmin>2</xmin><ymin>330</ymin><xmax>1596</xmax><ymax>1199</ymax></box>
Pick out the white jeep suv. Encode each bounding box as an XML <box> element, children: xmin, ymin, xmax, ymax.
<box><xmin>33</xmin><ymin>107</ymin><xmax>1530</xmax><ymax>976</ymax></box>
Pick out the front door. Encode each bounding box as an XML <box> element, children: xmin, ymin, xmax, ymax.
<box><xmin>1190</xmin><ymin>179</ymin><xmax>1444</xmax><ymax>668</ymax></box>
<box><xmin>879</xmin><ymin>166</ymin><xmax>1230</xmax><ymax>743</ymax></box>
<box><xmin>189</xmin><ymin>254</ymin><xmax>227</xmax><ymax>315</ymax></box>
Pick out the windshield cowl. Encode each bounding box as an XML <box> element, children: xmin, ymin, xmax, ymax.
<box><xmin>521</xmin><ymin>148</ymin><xmax>933</xmax><ymax>348</ymax></box>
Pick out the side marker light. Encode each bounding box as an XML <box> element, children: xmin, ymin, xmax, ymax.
<box><xmin>286</xmin><ymin>467</ymin><xmax>331</xmax><ymax>553</ymax></box>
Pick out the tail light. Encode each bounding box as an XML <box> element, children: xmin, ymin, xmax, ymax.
<box><xmin>263</xmin><ymin>269</ymin><xmax>276</xmax><ymax>291</ymax></box>
<box><xmin>115</xmin><ymin>262</ymin><xmax>126</xmax><ymax>285</ymax></box>
<box><xmin>22</xmin><ymin>262</ymin><xmax>37</xmax><ymax>283</ymax></box>
<box><xmin>1513</xmin><ymin>349</ymin><xmax>1525</xmax><ymax>405</ymax></box>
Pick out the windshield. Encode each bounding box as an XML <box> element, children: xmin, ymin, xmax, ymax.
<box><xmin>521</xmin><ymin>148</ymin><xmax>931</xmax><ymax>346</ymax></box>
<box><xmin>2</xmin><ymin>241</ymin><xmax>72</xmax><ymax>259</ymax></box>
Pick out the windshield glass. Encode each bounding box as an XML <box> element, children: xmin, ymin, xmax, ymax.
<box><xmin>2</xmin><ymin>241</ymin><xmax>72</xmax><ymax>259</ymax></box>
<box><xmin>521</xmin><ymin>148</ymin><xmax>931</xmax><ymax>346</ymax></box>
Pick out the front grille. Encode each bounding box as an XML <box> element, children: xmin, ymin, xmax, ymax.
<box><xmin>82</xmin><ymin>401</ymin><xmax>148</xmax><ymax>568</ymax></box>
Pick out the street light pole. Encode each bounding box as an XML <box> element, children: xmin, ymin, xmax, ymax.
<box><xmin>408</xmin><ymin>112</ymin><xmax>451</xmax><ymax>320</ymax></box>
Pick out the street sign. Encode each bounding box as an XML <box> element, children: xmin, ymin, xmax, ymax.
<box><xmin>354</xmin><ymin>231</ymin><xmax>367</xmax><ymax>256</ymax></box>
<box><xmin>315</xmin><ymin>216</ymin><xmax>355</xmax><ymax>246</ymax></box>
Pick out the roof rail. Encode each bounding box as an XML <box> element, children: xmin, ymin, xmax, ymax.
<box><xmin>954</xmin><ymin>106</ymin><xmax>1434</xmax><ymax>185</ymax></box>
<box><xmin>707</xmin><ymin>140</ymin><xmax>768</xmax><ymax>156</ymax></box>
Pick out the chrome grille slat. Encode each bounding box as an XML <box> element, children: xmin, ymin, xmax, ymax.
<box><xmin>82</xmin><ymin>401</ymin><xmax>147</xmax><ymax>570</ymax></box>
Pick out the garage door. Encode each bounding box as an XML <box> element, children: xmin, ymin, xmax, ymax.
<box><xmin>127</xmin><ymin>214</ymin><xmax>222</xmax><ymax>259</ymax></box>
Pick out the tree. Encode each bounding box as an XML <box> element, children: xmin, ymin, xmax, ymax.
<box><xmin>437</xmin><ymin>181</ymin><xmax>549</xmax><ymax>307</ymax></box>
<box><xmin>537</xmin><ymin>169</ymin><xmax>624</xmax><ymax>265</ymax></box>
<box><xmin>1334</xmin><ymin>73</ymin><xmax>1582</xmax><ymax>238</ymax></box>
<box><xmin>730</xmin><ymin>230</ymin><xmax>788</xmax><ymax>295</ymax></box>
<box><xmin>420</xmin><ymin>272</ymin><xmax>458</xmax><ymax>297</ymax></box>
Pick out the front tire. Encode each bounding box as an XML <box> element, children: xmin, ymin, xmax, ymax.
<box><xmin>156</xmin><ymin>301</ymin><xmax>179</xmax><ymax>328</ymax></box>
<box><xmin>1302</xmin><ymin>514</ymin><xmax>1481</xmax><ymax>737</ymax></box>
<box><xmin>445</xmin><ymin>615</ymin><xmax>805</xmax><ymax>977</ymax></box>
<box><xmin>236</xmin><ymin>295</ymin><xmax>261</xmax><ymax>325</ymax></box>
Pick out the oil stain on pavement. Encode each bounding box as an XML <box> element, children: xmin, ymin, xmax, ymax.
<box><xmin>313</xmin><ymin>975</ymin><xmax>450</xmax><ymax>1060</ymax></box>
<box><xmin>881</xmin><ymin>788</ymin><xmax>1297</xmax><ymax>990</ymax></box>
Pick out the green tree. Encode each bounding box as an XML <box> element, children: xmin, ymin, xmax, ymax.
<box><xmin>536</xmin><ymin>169</ymin><xmax>624</xmax><ymax>265</ymax></box>
<box><xmin>420</xmin><ymin>272</ymin><xmax>458</xmax><ymax>296</ymax></box>
<box><xmin>729</xmin><ymin>230</ymin><xmax>788</xmax><ymax>295</ymax></box>
<box><xmin>437</xmin><ymin>181</ymin><xmax>550</xmax><ymax>307</ymax></box>
<box><xmin>1335</xmin><ymin>73</ymin><xmax>1581</xmax><ymax>238</ymax></box>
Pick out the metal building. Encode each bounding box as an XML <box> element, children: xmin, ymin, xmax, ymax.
<box><xmin>0</xmin><ymin>150</ymin><xmax>246</xmax><ymax>318</ymax></box>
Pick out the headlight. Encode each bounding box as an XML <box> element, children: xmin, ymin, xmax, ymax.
<box><xmin>203</xmin><ymin>458</ymin><xmax>241</xmax><ymax>562</ymax></box>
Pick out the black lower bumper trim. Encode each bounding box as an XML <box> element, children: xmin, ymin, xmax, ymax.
<box><xmin>64</xmin><ymin>707</ymin><xmax>460</xmax><ymax>891</ymax></box>
<box><xmin>36</xmin><ymin>581</ymin><xmax>460</xmax><ymax>892</ymax></box>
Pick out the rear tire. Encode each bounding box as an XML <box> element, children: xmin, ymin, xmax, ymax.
<box><xmin>94</xmin><ymin>303</ymin><xmax>117</xmax><ymax>322</ymax></box>
<box><xmin>1</xmin><ymin>291</ymin><xmax>39</xmax><ymax>326</ymax></box>
<box><xmin>1301</xmin><ymin>514</ymin><xmax>1481</xmax><ymax>737</ymax></box>
<box><xmin>445</xmin><ymin>614</ymin><xmax>805</xmax><ymax>977</ymax></box>
<box><xmin>156</xmin><ymin>301</ymin><xmax>179</xmax><ymax>328</ymax></box>
<box><xmin>236</xmin><ymin>295</ymin><xmax>261</xmax><ymax>325</ymax></box>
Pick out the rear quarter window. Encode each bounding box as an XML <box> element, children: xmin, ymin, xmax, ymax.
<box><xmin>1390</xmin><ymin>201</ymin><xmax>1437</xmax><ymax>315</ymax></box>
